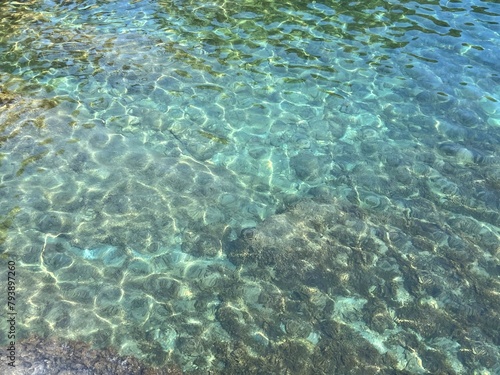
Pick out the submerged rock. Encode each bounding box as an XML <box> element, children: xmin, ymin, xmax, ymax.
<box><xmin>437</xmin><ymin>142</ymin><xmax>486</xmax><ymax>164</ymax></box>
<box><xmin>12</xmin><ymin>336</ymin><xmax>182</xmax><ymax>375</ymax></box>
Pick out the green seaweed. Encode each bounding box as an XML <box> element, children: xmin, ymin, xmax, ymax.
<box><xmin>320</xmin><ymin>89</ymin><xmax>345</xmax><ymax>99</ymax></box>
<box><xmin>173</xmin><ymin>69</ymin><xmax>192</xmax><ymax>78</ymax></box>
<box><xmin>16</xmin><ymin>151</ymin><xmax>49</xmax><ymax>176</ymax></box>
<box><xmin>0</xmin><ymin>112</ymin><xmax>21</xmax><ymax>133</ymax></box>
<box><xmin>38</xmin><ymin>137</ymin><xmax>53</xmax><ymax>145</ymax></box>
<box><xmin>195</xmin><ymin>84</ymin><xmax>224</xmax><ymax>92</ymax></box>
<box><xmin>39</xmin><ymin>98</ymin><xmax>61</xmax><ymax>109</ymax></box>
<box><xmin>198</xmin><ymin>130</ymin><xmax>229</xmax><ymax>145</ymax></box>
<box><xmin>283</xmin><ymin>77</ymin><xmax>306</xmax><ymax>84</ymax></box>
<box><xmin>0</xmin><ymin>90</ymin><xmax>16</xmax><ymax>106</ymax></box>
<box><xmin>0</xmin><ymin>206</ymin><xmax>20</xmax><ymax>246</ymax></box>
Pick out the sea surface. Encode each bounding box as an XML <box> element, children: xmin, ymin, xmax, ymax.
<box><xmin>0</xmin><ymin>0</ymin><xmax>499</xmax><ymax>374</ymax></box>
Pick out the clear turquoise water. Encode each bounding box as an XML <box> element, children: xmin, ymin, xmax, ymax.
<box><xmin>1</xmin><ymin>0</ymin><xmax>499</xmax><ymax>373</ymax></box>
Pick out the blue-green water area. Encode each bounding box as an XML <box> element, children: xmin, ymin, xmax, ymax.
<box><xmin>0</xmin><ymin>0</ymin><xmax>499</xmax><ymax>373</ymax></box>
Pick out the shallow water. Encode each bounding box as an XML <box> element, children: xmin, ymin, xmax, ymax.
<box><xmin>1</xmin><ymin>0</ymin><xmax>499</xmax><ymax>373</ymax></box>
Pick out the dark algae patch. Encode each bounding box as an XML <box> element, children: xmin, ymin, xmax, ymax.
<box><xmin>198</xmin><ymin>130</ymin><xmax>229</xmax><ymax>145</ymax></box>
<box><xmin>16</xmin><ymin>151</ymin><xmax>49</xmax><ymax>176</ymax></box>
<box><xmin>0</xmin><ymin>206</ymin><xmax>20</xmax><ymax>246</ymax></box>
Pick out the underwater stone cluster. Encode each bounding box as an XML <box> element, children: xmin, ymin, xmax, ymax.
<box><xmin>11</xmin><ymin>336</ymin><xmax>182</xmax><ymax>375</ymax></box>
<box><xmin>222</xmin><ymin>198</ymin><xmax>499</xmax><ymax>374</ymax></box>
